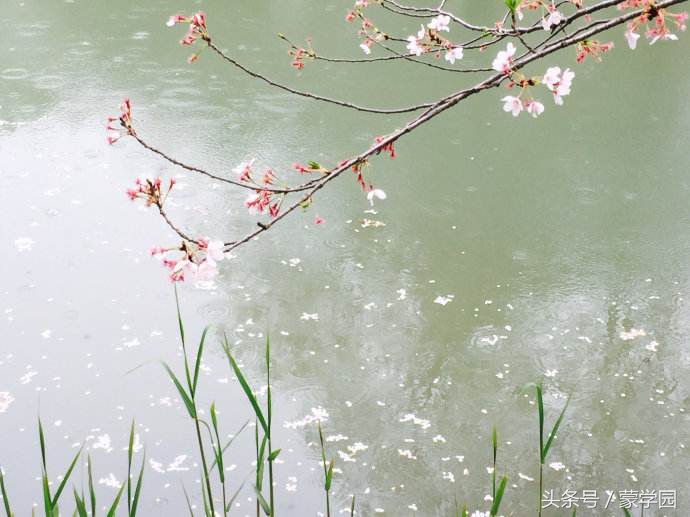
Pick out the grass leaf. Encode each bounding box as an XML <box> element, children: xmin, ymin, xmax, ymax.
<box><xmin>130</xmin><ymin>451</ymin><xmax>146</xmax><ymax>516</ymax></box>
<box><xmin>542</xmin><ymin>397</ymin><xmax>570</xmax><ymax>463</ymax></box>
<box><xmin>106</xmin><ymin>483</ymin><xmax>125</xmax><ymax>517</ymax></box>
<box><xmin>222</xmin><ymin>336</ymin><xmax>268</xmax><ymax>434</ymax></box>
<box><xmin>0</xmin><ymin>470</ymin><xmax>13</xmax><ymax>517</ymax></box>
<box><xmin>254</xmin><ymin>486</ymin><xmax>272</xmax><ymax>516</ymax></box>
<box><xmin>182</xmin><ymin>484</ymin><xmax>195</xmax><ymax>517</ymax></box>
<box><xmin>73</xmin><ymin>490</ymin><xmax>87</xmax><ymax>517</ymax></box>
<box><xmin>226</xmin><ymin>481</ymin><xmax>245</xmax><ymax>513</ymax></box>
<box><xmin>192</xmin><ymin>326</ymin><xmax>210</xmax><ymax>397</ymax></box>
<box><xmin>325</xmin><ymin>460</ymin><xmax>334</xmax><ymax>491</ymax></box>
<box><xmin>490</xmin><ymin>476</ymin><xmax>508</xmax><ymax>516</ymax></box>
<box><xmin>87</xmin><ymin>456</ymin><xmax>96</xmax><ymax>517</ymax></box>
<box><xmin>536</xmin><ymin>384</ymin><xmax>545</xmax><ymax>464</ymax></box>
<box><xmin>162</xmin><ymin>362</ymin><xmax>197</xmax><ymax>419</ymax></box>
<box><xmin>51</xmin><ymin>447</ymin><xmax>83</xmax><ymax>508</ymax></box>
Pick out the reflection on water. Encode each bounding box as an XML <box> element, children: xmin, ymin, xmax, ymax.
<box><xmin>1</xmin><ymin>0</ymin><xmax>690</xmax><ymax>515</ymax></box>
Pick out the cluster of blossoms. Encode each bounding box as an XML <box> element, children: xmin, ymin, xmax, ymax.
<box><xmin>619</xmin><ymin>1</ymin><xmax>688</xmax><ymax>48</ymax></box>
<box><xmin>151</xmin><ymin>238</ymin><xmax>226</xmax><ymax>282</ymax></box>
<box><xmin>405</xmin><ymin>15</ymin><xmax>465</xmax><ymax>64</ymax></box>
<box><xmin>345</xmin><ymin>1</ymin><xmax>388</xmax><ymax>55</ymax></box>
<box><xmin>575</xmin><ymin>39</ymin><xmax>615</xmax><ymax>62</ymax></box>
<box><xmin>345</xmin><ymin>135</ymin><xmax>395</xmax><ymax>206</ymax></box>
<box><xmin>498</xmin><ymin>60</ymin><xmax>575</xmax><ymax>118</ymax></box>
<box><xmin>232</xmin><ymin>159</ymin><xmax>286</xmax><ymax>217</ymax></box>
<box><xmin>167</xmin><ymin>12</ymin><xmax>208</xmax><ymax>63</ymax></box>
<box><xmin>513</xmin><ymin>0</ymin><xmax>575</xmax><ymax>31</ymax></box>
<box><xmin>126</xmin><ymin>176</ymin><xmax>175</xmax><ymax>206</ymax></box>
<box><xmin>288</xmin><ymin>40</ymin><xmax>316</xmax><ymax>70</ymax></box>
<box><xmin>105</xmin><ymin>98</ymin><xmax>135</xmax><ymax>145</ymax></box>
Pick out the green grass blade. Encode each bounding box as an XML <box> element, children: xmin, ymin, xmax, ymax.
<box><xmin>254</xmin><ymin>486</ymin><xmax>272</xmax><ymax>516</ymax></box>
<box><xmin>0</xmin><ymin>469</ymin><xmax>14</xmax><ymax>517</ymax></box>
<box><xmin>86</xmin><ymin>455</ymin><xmax>95</xmax><ymax>517</ymax></box>
<box><xmin>266</xmin><ymin>336</ymin><xmax>271</xmax><ymax>431</ymax></box>
<box><xmin>222</xmin><ymin>337</ymin><xmax>268</xmax><ymax>434</ymax></box>
<box><xmin>268</xmin><ymin>449</ymin><xmax>281</xmax><ymax>462</ymax></box>
<box><xmin>256</xmin><ymin>435</ymin><xmax>268</xmax><ymax>489</ymax></box>
<box><xmin>130</xmin><ymin>451</ymin><xmax>145</xmax><ymax>516</ymax></box>
<box><xmin>127</xmin><ymin>421</ymin><xmax>134</xmax><ymax>514</ymax></box>
<box><xmin>492</xmin><ymin>425</ymin><xmax>497</xmax><ymax>500</ymax></box>
<box><xmin>542</xmin><ymin>397</ymin><xmax>570</xmax><ymax>462</ymax></box>
<box><xmin>38</xmin><ymin>418</ymin><xmax>48</xmax><ymax>473</ymax></box>
<box><xmin>174</xmin><ymin>285</ymin><xmax>186</xmax><ymax>347</ymax></box>
<box><xmin>226</xmin><ymin>481</ymin><xmax>245</xmax><ymax>513</ymax></box>
<box><xmin>162</xmin><ymin>362</ymin><xmax>196</xmax><ymax>419</ymax></box>
<box><xmin>209</xmin><ymin>421</ymin><xmax>249</xmax><ymax>473</ymax></box>
<box><xmin>105</xmin><ymin>483</ymin><xmax>125</xmax><ymax>517</ymax></box>
<box><xmin>209</xmin><ymin>403</ymin><xmax>225</xmax><ymax>483</ymax></box>
<box><xmin>192</xmin><ymin>326</ymin><xmax>210</xmax><ymax>397</ymax></box>
<box><xmin>622</xmin><ymin>510</ymin><xmax>631</xmax><ymax>517</ymax></box>
<box><xmin>41</xmin><ymin>472</ymin><xmax>52</xmax><ymax>517</ymax></box>
<box><xmin>350</xmin><ymin>495</ymin><xmax>355</xmax><ymax>517</ymax></box>
<box><xmin>536</xmin><ymin>384</ymin><xmax>545</xmax><ymax>464</ymax></box>
<box><xmin>182</xmin><ymin>484</ymin><xmax>195</xmax><ymax>517</ymax></box>
<box><xmin>73</xmin><ymin>489</ymin><xmax>87</xmax><ymax>517</ymax></box>
<box><xmin>200</xmin><ymin>472</ymin><xmax>211</xmax><ymax>517</ymax></box>
<box><xmin>325</xmin><ymin>460</ymin><xmax>334</xmax><ymax>491</ymax></box>
<box><xmin>51</xmin><ymin>447</ymin><xmax>83</xmax><ymax>508</ymax></box>
<box><xmin>490</xmin><ymin>476</ymin><xmax>508</xmax><ymax>516</ymax></box>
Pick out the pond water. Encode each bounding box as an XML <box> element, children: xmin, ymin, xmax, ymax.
<box><xmin>1</xmin><ymin>0</ymin><xmax>690</xmax><ymax>515</ymax></box>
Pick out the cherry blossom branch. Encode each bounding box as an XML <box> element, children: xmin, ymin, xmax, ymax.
<box><xmin>204</xmin><ymin>40</ymin><xmax>435</xmax><ymax>114</ymax></box>
<box><xmin>112</xmin><ymin>1</ymin><xmax>687</xmax><ymax>282</ymax></box>
<box><xmin>220</xmin><ymin>0</ymin><xmax>688</xmax><ymax>250</ymax></box>
<box><xmin>131</xmin><ymin>133</ymin><xmax>320</xmax><ymax>194</ymax></box>
<box><xmin>157</xmin><ymin>202</ymin><xmax>198</xmax><ymax>244</ymax></box>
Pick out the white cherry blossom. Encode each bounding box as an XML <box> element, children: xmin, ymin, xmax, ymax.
<box><xmin>492</xmin><ymin>42</ymin><xmax>516</xmax><ymax>73</ymax></box>
<box><xmin>428</xmin><ymin>15</ymin><xmax>451</xmax><ymax>33</ymax></box>
<box><xmin>444</xmin><ymin>46</ymin><xmax>464</xmax><ymax>64</ymax></box>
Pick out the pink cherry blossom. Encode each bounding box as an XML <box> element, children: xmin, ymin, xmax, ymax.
<box><xmin>233</xmin><ymin>159</ymin><xmax>255</xmax><ymax>182</ymax></box>
<box><xmin>406</xmin><ymin>25</ymin><xmax>426</xmax><ymax>56</ymax></box>
<box><xmin>407</xmin><ymin>37</ymin><xmax>423</xmax><ymax>56</ymax></box>
<box><xmin>541</xmin><ymin>7</ymin><xmax>564</xmax><ymax>32</ymax></box>
<box><xmin>428</xmin><ymin>15</ymin><xmax>451</xmax><ymax>33</ymax></box>
<box><xmin>202</xmin><ymin>239</ymin><xmax>226</xmax><ymax>262</ymax></box>
<box><xmin>492</xmin><ymin>42</ymin><xmax>516</xmax><ymax>74</ymax></box>
<box><xmin>502</xmin><ymin>95</ymin><xmax>523</xmax><ymax>117</ymax></box>
<box><xmin>195</xmin><ymin>258</ymin><xmax>218</xmax><ymax>281</ymax></box>
<box><xmin>166</xmin><ymin>15</ymin><xmax>185</xmax><ymax>27</ymax></box>
<box><xmin>105</xmin><ymin>98</ymin><xmax>135</xmax><ymax>145</ymax></box>
<box><xmin>167</xmin><ymin>11</ymin><xmax>209</xmax><ymax>62</ymax></box>
<box><xmin>542</xmin><ymin>67</ymin><xmax>575</xmax><ymax>105</ymax></box>
<box><xmin>444</xmin><ymin>46</ymin><xmax>464</xmax><ymax>64</ymax></box>
<box><xmin>525</xmin><ymin>100</ymin><xmax>545</xmax><ymax>118</ymax></box>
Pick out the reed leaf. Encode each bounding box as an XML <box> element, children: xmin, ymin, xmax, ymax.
<box><xmin>542</xmin><ymin>397</ymin><xmax>570</xmax><ymax>463</ymax></box>
<box><xmin>162</xmin><ymin>362</ymin><xmax>196</xmax><ymax>419</ymax></box>
<box><xmin>0</xmin><ymin>469</ymin><xmax>13</xmax><ymax>517</ymax></box>
<box><xmin>254</xmin><ymin>486</ymin><xmax>272</xmax><ymax>516</ymax></box>
<box><xmin>87</xmin><ymin>455</ymin><xmax>95</xmax><ymax>517</ymax></box>
<box><xmin>222</xmin><ymin>336</ymin><xmax>268</xmax><ymax>435</ymax></box>
<box><xmin>192</xmin><ymin>326</ymin><xmax>210</xmax><ymax>397</ymax></box>
<box><xmin>72</xmin><ymin>490</ymin><xmax>87</xmax><ymax>517</ymax></box>
<box><xmin>490</xmin><ymin>476</ymin><xmax>507</xmax><ymax>516</ymax></box>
